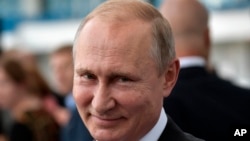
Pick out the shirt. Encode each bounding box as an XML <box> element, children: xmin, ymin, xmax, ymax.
<box><xmin>140</xmin><ymin>108</ymin><xmax>168</xmax><ymax>141</ymax></box>
<box><xmin>179</xmin><ymin>56</ymin><xmax>206</xmax><ymax>68</ymax></box>
<box><xmin>65</xmin><ymin>93</ymin><xmax>76</xmax><ymax>111</ymax></box>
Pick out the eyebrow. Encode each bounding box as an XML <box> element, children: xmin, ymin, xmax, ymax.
<box><xmin>75</xmin><ymin>68</ymin><xmax>140</xmax><ymax>80</ymax></box>
<box><xmin>75</xmin><ymin>68</ymin><xmax>93</xmax><ymax>75</ymax></box>
<box><xmin>108</xmin><ymin>71</ymin><xmax>137</xmax><ymax>78</ymax></box>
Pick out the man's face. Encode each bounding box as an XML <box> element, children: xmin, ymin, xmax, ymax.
<box><xmin>50</xmin><ymin>53</ymin><xmax>73</xmax><ymax>95</ymax></box>
<box><xmin>73</xmin><ymin>18</ymin><xmax>167</xmax><ymax>141</ymax></box>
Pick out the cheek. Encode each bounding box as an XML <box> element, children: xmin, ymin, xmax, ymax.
<box><xmin>115</xmin><ymin>89</ymin><xmax>160</xmax><ymax>136</ymax></box>
<box><xmin>114</xmin><ymin>88</ymin><xmax>152</xmax><ymax>116</ymax></box>
<box><xmin>124</xmin><ymin>84</ymin><xmax>162</xmax><ymax>118</ymax></box>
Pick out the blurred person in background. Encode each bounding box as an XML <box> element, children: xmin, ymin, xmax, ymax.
<box><xmin>3</xmin><ymin>49</ymin><xmax>68</xmax><ymax>127</ymax></box>
<box><xmin>2</xmin><ymin>49</ymin><xmax>37</xmax><ymax>68</ymax></box>
<box><xmin>50</xmin><ymin>45</ymin><xmax>74</xmax><ymax>107</ymax></box>
<box><xmin>0</xmin><ymin>49</ymin><xmax>36</xmax><ymax>141</ymax></box>
<box><xmin>0</xmin><ymin>52</ymin><xmax>60</xmax><ymax>141</ymax></box>
<box><xmin>0</xmin><ymin>45</ymin><xmax>6</xmax><ymax>141</ymax></box>
<box><xmin>50</xmin><ymin>44</ymin><xmax>92</xmax><ymax>141</ymax></box>
<box><xmin>160</xmin><ymin>0</ymin><xmax>250</xmax><ymax>141</ymax></box>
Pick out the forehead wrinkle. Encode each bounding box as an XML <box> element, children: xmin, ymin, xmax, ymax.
<box><xmin>78</xmin><ymin>20</ymin><xmax>134</xmax><ymax>57</ymax></box>
<box><xmin>83</xmin><ymin>17</ymin><xmax>151</xmax><ymax>48</ymax></box>
<box><xmin>75</xmin><ymin>17</ymin><xmax>156</xmax><ymax>75</ymax></box>
<box><xmin>85</xmin><ymin>19</ymin><xmax>150</xmax><ymax>53</ymax></box>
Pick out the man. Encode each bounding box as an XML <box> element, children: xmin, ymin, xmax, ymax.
<box><xmin>50</xmin><ymin>45</ymin><xmax>75</xmax><ymax>107</ymax></box>
<box><xmin>50</xmin><ymin>45</ymin><xmax>92</xmax><ymax>141</ymax></box>
<box><xmin>72</xmin><ymin>0</ymin><xmax>204</xmax><ymax>141</ymax></box>
<box><xmin>160</xmin><ymin>0</ymin><xmax>250</xmax><ymax>141</ymax></box>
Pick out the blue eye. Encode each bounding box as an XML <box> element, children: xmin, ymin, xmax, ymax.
<box><xmin>118</xmin><ymin>77</ymin><xmax>132</xmax><ymax>82</ymax></box>
<box><xmin>83</xmin><ymin>73</ymin><xmax>96</xmax><ymax>80</ymax></box>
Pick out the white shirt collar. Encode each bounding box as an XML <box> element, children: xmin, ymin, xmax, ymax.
<box><xmin>65</xmin><ymin>92</ymin><xmax>76</xmax><ymax>110</ymax></box>
<box><xmin>140</xmin><ymin>108</ymin><xmax>168</xmax><ymax>141</ymax></box>
<box><xmin>179</xmin><ymin>56</ymin><xmax>206</xmax><ymax>69</ymax></box>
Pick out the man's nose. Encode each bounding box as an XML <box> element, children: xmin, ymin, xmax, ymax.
<box><xmin>92</xmin><ymin>84</ymin><xmax>115</xmax><ymax>114</ymax></box>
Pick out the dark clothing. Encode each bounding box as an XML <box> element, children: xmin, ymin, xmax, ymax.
<box><xmin>61</xmin><ymin>108</ymin><xmax>93</xmax><ymax>141</ymax></box>
<box><xmin>52</xmin><ymin>91</ymin><xmax>66</xmax><ymax>107</ymax></box>
<box><xmin>164</xmin><ymin>66</ymin><xmax>250</xmax><ymax>141</ymax></box>
<box><xmin>10</xmin><ymin>122</ymin><xmax>33</xmax><ymax>141</ymax></box>
<box><xmin>9</xmin><ymin>109</ymin><xmax>60</xmax><ymax>141</ymax></box>
<box><xmin>0</xmin><ymin>110</ymin><xmax>3</xmax><ymax>134</ymax></box>
<box><xmin>159</xmin><ymin>116</ymin><xmax>204</xmax><ymax>141</ymax></box>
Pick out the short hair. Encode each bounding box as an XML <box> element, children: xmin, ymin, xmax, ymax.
<box><xmin>73</xmin><ymin>0</ymin><xmax>175</xmax><ymax>74</ymax></box>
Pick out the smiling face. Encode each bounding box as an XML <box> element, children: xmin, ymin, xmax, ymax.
<box><xmin>73</xmin><ymin>17</ymin><xmax>168</xmax><ymax>141</ymax></box>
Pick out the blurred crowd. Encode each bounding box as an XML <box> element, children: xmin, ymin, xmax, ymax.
<box><xmin>0</xmin><ymin>47</ymin><xmax>61</xmax><ymax>141</ymax></box>
<box><xmin>0</xmin><ymin>43</ymin><xmax>92</xmax><ymax>141</ymax></box>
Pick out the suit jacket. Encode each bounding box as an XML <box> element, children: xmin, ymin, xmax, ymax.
<box><xmin>61</xmin><ymin>108</ymin><xmax>93</xmax><ymax>141</ymax></box>
<box><xmin>164</xmin><ymin>66</ymin><xmax>250</xmax><ymax>141</ymax></box>
<box><xmin>159</xmin><ymin>116</ymin><xmax>204</xmax><ymax>141</ymax></box>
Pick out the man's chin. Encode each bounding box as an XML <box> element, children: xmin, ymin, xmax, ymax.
<box><xmin>89</xmin><ymin>127</ymin><xmax>126</xmax><ymax>141</ymax></box>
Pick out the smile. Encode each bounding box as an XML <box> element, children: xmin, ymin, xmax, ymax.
<box><xmin>91</xmin><ymin>115</ymin><xmax>125</xmax><ymax>127</ymax></box>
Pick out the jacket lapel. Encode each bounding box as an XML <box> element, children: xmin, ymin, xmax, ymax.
<box><xmin>158</xmin><ymin>116</ymin><xmax>203</xmax><ymax>141</ymax></box>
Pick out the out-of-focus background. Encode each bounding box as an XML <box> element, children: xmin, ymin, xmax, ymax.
<box><xmin>0</xmin><ymin>0</ymin><xmax>250</xmax><ymax>89</ymax></box>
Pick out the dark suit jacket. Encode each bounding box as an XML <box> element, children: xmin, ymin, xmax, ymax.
<box><xmin>61</xmin><ymin>108</ymin><xmax>93</xmax><ymax>141</ymax></box>
<box><xmin>159</xmin><ymin>116</ymin><xmax>204</xmax><ymax>141</ymax></box>
<box><xmin>164</xmin><ymin>66</ymin><xmax>250</xmax><ymax>141</ymax></box>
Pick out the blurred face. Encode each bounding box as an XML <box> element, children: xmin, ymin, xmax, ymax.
<box><xmin>50</xmin><ymin>53</ymin><xmax>73</xmax><ymax>95</ymax></box>
<box><xmin>0</xmin><ymin>68</ymin><xmax>19</xmax><ymax>109</ymax></box>
<box><xmin>73</xmin><ymin>18</ymin><xmax>169</xmax><ymax>141</ymax></box>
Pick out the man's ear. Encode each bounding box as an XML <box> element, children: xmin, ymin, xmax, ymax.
<box><xmin>162</xmin><ymin>59</ymin><xmax>180</xmax><ymax>97</ymax></box>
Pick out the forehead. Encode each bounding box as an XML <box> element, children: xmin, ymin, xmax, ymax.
<box><xmin>81</xmin><ymin>18</ymin><xmax>151</xmax><ymax>47</ymax></box>
<box><xmin>74</xmin><ymin>17</ymin><xmax>153</xmax><ymax>65</ymax></box>
<box><xmin>73</xmin><ymin>18</ymin><xmax>159</xmax><ymax>77</ymax></box>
